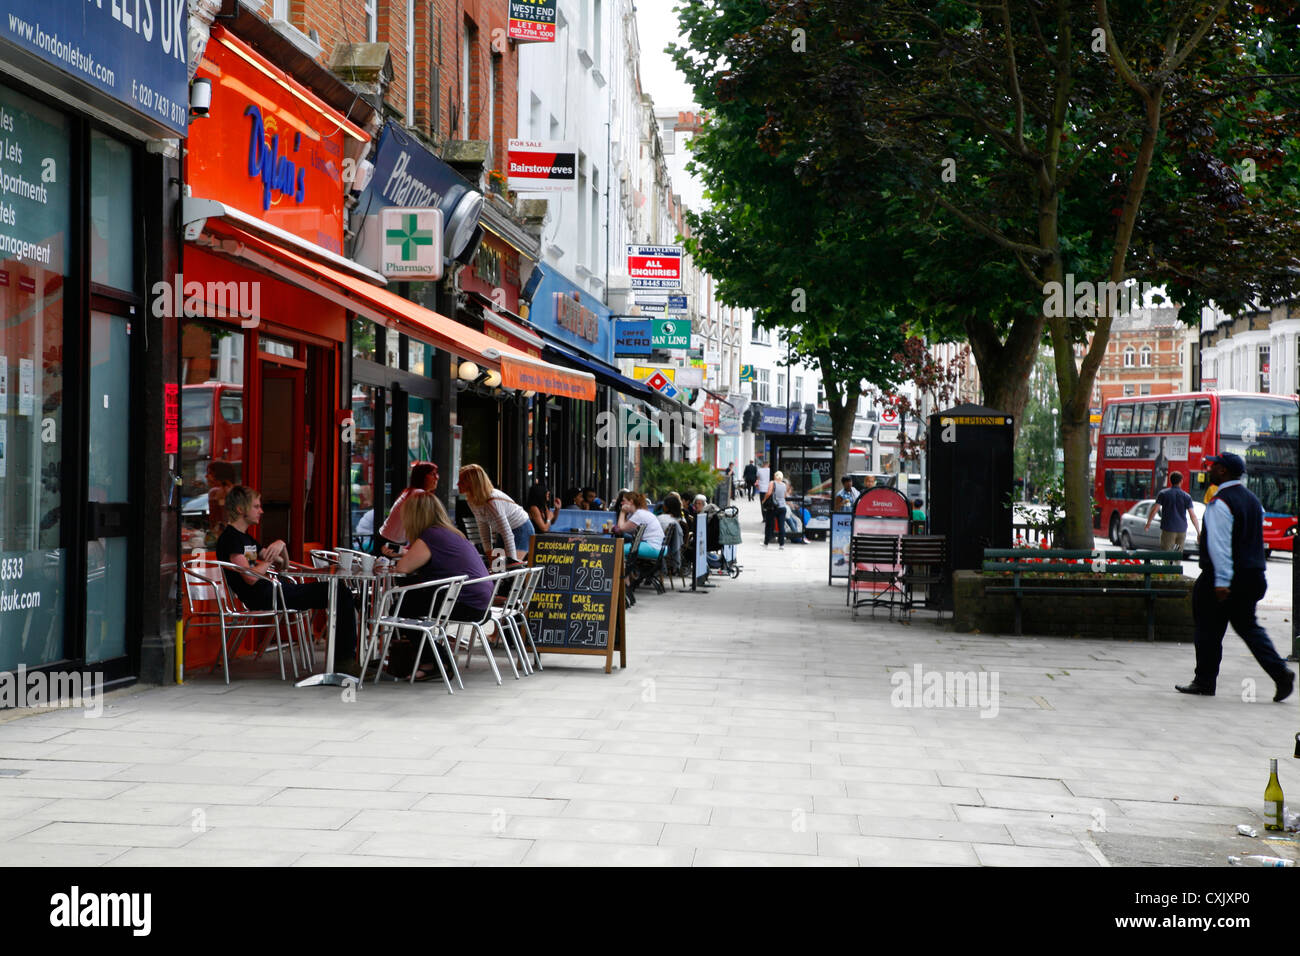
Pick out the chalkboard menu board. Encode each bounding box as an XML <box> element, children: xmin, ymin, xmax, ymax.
<box><xmin>526</xmin><ymin>534</ymin><xmax>627</xmax><ymax>672</ymax></box>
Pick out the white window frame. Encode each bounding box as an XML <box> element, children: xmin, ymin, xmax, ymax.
<box><xmin>406</xmin><ymin>0</ymin><xmax>416</xmax><ymax>126</ymax></box>
<box><xmin>1123</xmin><ymin>346</ymin><xmax>1135</xmax><ymax>368</ymax></box>
<box><xmin>366</xmin><ymin>0</ymin><xmax>377</xmax><ymax>43</ymax></box>
<box><xmin>1139</xmin><ymin>346</ymin><xmax>1152</xmax><ymax>368</ymax></box>
<box><xmin>460</xmin><ymin>29</ymin><xmax>470</xmax><ymax>139</ymax></box>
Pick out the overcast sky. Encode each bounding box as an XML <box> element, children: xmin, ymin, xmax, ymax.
<box><xmin>634</xmin><ymin>3</ymin><xmax>698</xmax><ymax>112</ymax></box>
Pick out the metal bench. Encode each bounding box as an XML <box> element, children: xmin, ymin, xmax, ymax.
<box><xmin>981</xmin><ymin>548</ymin><xmax>1185</xmax><ymax>641</ymax></box>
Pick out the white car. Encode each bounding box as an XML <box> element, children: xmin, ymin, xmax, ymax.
<box><xmin>1118</xmin><ymin>499</ymin><xmax>1205</xmax><ymax>556</ymax></box>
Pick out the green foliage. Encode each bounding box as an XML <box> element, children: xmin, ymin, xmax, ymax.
<box><xmin>638</xmin><ymin>457</ymin><xmax>723</xmax><ymax>504</ymax></box>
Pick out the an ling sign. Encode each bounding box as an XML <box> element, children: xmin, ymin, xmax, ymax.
<box><xmin>627</xmin><ymin>245</ymin><xmax>683</xmax><ymax>289</ymax></box>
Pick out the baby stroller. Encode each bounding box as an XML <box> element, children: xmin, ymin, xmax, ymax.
<box><xmin>707</xmin><ymin>506</ymin><xmax>743</xmax><ymax>578</ymax></box>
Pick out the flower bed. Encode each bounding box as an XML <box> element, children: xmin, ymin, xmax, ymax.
<box><xmin>952</xmin><ymin>569</ymin><xmax>1195</xmax><ymax>641</ymax></box>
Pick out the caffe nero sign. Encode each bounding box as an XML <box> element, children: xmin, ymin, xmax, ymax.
<box><xmin>0</xmin><ymin>0</ymin><xmax>190</xmax><ymax>136</ymax></box>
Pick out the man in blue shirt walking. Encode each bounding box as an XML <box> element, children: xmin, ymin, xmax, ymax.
<box><xmin>1144</xmin><ymin>471</ymin><xmax>1199</xmax><ymax>553</ymax></box>
<box><xmin>1176</xmin><ymin>453</ymin><xmax>1294</xmax><ymax>701</ymax></box>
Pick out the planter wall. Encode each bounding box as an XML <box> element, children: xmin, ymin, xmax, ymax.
<box><xmin>952</xmin><ymin>570</ymin><xmax>1196</xmax><ymax>641</ymax></box>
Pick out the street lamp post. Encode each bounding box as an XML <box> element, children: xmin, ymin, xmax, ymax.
<box><xmin>1051</xmin><ymin>406</ymin><xmax>1059</xmax><ymax>481</ymax></box>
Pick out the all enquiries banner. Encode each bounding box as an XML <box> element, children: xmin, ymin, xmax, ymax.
<box><xmin>627</xmin><ymin>245</ymin><xmax>683</xmax><ymax>289</ymax></box>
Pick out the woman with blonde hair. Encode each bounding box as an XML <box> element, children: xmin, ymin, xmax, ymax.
<box><xmin>763</xmin><ymin>469</ymin><xmax>790</xmax><ymax>549</ymax></box>
<box><xmin>458</xmin><ymin>464</ymin><xmax>533</xmax><ymax>564</ymax></box>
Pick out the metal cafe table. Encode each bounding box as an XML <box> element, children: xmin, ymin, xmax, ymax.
<box><xmin>285</xmin><ymin>559</ymin><xmax>400</xmax><ymax>689</ymax></box>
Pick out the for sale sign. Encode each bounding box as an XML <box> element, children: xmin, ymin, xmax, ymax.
<box><xmin>627</xmin><ymin>245</ymin><xmax>683</xmax><ymax>289</ymax></box>
<box><xmin>508</xmin><ymin>0</ymin><xmax>557</xmax><ymax>42</ymax></box>
<box><xmin>508</xmin><ymin>139</ymin><xmax>576</xmax><ymax>192</ymax></box>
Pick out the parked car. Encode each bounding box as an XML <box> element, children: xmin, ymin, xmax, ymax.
<box><xmin>1118</xmin><ymin>499</ymin><xmax>1205</xmax><ymax>556</ymax></box>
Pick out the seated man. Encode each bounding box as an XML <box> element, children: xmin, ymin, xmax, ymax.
<box><xmin>216</xmin><ymin>485</ymin><xmax>359</xmax><ymax>675</ymax></box>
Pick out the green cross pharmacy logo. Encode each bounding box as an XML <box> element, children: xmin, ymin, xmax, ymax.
<box><xmin>385</xmin><ymin>214</ymin><xmax>435</xmax><ymax>261</ymax></box>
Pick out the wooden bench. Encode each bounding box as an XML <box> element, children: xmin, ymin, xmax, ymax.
<box><xmin>981</xmin><ymin>549</ymin><xmax>1185</xmax><ymax>641</ymax></box>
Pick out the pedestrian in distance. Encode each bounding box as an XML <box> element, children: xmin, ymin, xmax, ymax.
<box><xmin>835</xmin><ymin>476</ymin><xmax>858</xmax><ymax>512</ymax></box>
<box><xmin>763</xmin><ymin>470</ymin><xmax>789</xmax><ymax>549</ymax></box>
<box><xmin>743</xmin><ymin>460</ymin><xmax>758</xmax><ymax>500</ymax></box>
<box><xmin>1175</xmin><ymin>453</ymin><xmax>1294</xmax><ymax>702</ymax></box>
<box><xmin>1144</xmin><ymin>471</ymin><xmax>1200</xmax><ymax>554</ymax></box>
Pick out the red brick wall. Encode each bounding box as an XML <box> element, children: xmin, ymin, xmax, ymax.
<box><xmin>262</xmin><ymin>0</ymin><xmax>519</xmax><ymax>175</ymax></box>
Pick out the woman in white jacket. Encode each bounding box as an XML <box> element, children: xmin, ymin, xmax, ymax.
<box><xmin>458</xmin><ymin>464</ymin><xmax>533</xmax><ymax>564</ymax></box>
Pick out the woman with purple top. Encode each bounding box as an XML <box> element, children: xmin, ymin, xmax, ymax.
<box><xmin>391</xmin><ymin>490</ymin><xmax>494</xmax><ymax>681</ymax></box>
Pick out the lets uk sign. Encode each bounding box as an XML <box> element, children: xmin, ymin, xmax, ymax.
<box><xmin>0</xmin><ymin>0</ymin><xmax>189</xmax><ymax>136</ymax></box>
<box><xmin>627</xmin><ymin>245</ymin><xmax>683</xmax><ymax>289</ymax></box>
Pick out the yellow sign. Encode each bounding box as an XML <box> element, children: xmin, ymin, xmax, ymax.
<box><xmin>632</xmin><ymin>366</ymin><xmax>676</xmax><ymax>383</ymax></box>
<box><xmin>940</xmin><ymin>416</ymin><xmax>1012</xmax><ymax>426</ymax></box>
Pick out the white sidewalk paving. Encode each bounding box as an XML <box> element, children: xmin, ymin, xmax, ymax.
<box><xmin>0</xmin><ymin>495</ymin><xmax>1295</xmax><ymax>867</ymax></box>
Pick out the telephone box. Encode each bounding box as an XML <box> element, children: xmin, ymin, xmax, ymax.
<box><xmin>928</xmin><ymin>404</ymin><xmax>1015</xmax><ymax>608</ymax></box>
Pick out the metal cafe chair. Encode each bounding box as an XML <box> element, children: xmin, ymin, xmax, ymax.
<box><xmin>511</xmin><ymin>565</ymin><xmax>546</xmax><ymax>672</ymax></box>
<box><xmin>899</xmin><ymin>535</ymin><xmax>948</xmax><ymax>622</ymax></box>
<box><xmin>490</xmin><ymin>567</ymin><xmax>538</xmax><ymax>676</ymax></box>
<box><xmin>450</xmin><ymin>571</ymin><xmax>518</xmax><ymax>685</ymax></box>
<box><xmin>848</xmin><ymin>535</ymin><xmax>904</xmax><ymax>621</ymax></box>
<box><xmin>182</xmin><ymin>559</ymin><xmax>305</xmax><ymax>684</ymax></box>
<box><xmin>366</xmin><ymin>575</ymin><xmax>468</xmax><ymax>694</ymax></box>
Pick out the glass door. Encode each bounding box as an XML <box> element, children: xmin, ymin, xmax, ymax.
<box><xmin>258</xmin><ymin>364</ymin><xmax>305</xmax><ymax>554</ymax></box>
<box><xmin>85</xmin><ymin>310</ymin><xmax>132</xmax><ymax>664</ymax></box>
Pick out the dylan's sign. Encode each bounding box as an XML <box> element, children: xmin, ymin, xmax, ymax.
<box><xmin>186</xmin><ymin>27</ymin><xmax>357</xmax><ymax>253</ymax></box>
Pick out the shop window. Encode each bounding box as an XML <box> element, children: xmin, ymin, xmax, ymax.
<box><xmin>259</xmin><ymin>335</ymin><xmax>297</xmax><ymax>360</ymax></box>
<box><xmin>180</xmin><ymin>320</ymin><xmax>246</xmax><ymax>550</ymax></box>
<box><xmin>0</xmin><ymin>85</ymin><xmax>70</xmax><ymax>671</ymax></box>
<box><xmin>90</xmin><ymin>131</ymin><xmax>135</xmax><ymax>291</ymax></box>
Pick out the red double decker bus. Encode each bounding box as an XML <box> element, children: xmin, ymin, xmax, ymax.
<box><xmin>1095</xmin><ymin>391</ymin><xmax>1298</xmax><ymax>553</ymax></box>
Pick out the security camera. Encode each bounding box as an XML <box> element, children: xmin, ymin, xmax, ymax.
<box><xmin>190</xmin><ymin>78</ymin><xmax>212</xmax><ymax>119</ymax></box>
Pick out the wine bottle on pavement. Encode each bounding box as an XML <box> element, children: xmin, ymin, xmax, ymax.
<box><xmin>1265</xmin><ymin>758</ymin><xmax>1285</xmax><ymax>831</ymax></box>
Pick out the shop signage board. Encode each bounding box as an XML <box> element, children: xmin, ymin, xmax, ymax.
<box><xmin>829</xmin><ymin>512</ymin><xmax>853</xmax><ymax>582</ymax></box>
<box><xmin>614</xmin><ymin>319</ymin><xmax>653</xmax><ymax>357</ymax></box>
<box><xmin>526</xmin><ymin>534</ymin><xmax>626</xmax><ymax>673</ymax></box>
<box><xmin>694</xmin><ymin>511</ymin><xmax>708</xmax><ymax>584</ymax></box>
<box><xmin>163</xmin><ymin>384</ymin><xmax>180</xmax><ymax>455</ymax></box>
<box><xmin>739</xmin><ymin>365</ymin><xmax>756</xmax><ymax>383</ymax></box>
<box><xmin>627</xmin><ymin>245</ymin><xmax>683</xmax><ymax>289</ymax></box>
<box><xmin>848</xmin><ymin>488</ymin><xmax>910</xmax><ymax>601</ymax></box>
<box><xmin>379</xmin><ymin>207</ymin><xmax>443</xmax><ymax>279</ymax></box>
<box><xmin>652</xmin><ymin>319</ymin><xmax>690</xmax><ymax>349</ymax></box>
<box><xmin>508</xmin><ymin>0</ymin><xmax>558</xmax><ymax>42</ymax></box>
<box><xmin>643</xmin><ymin>371</ymin><xmax>680</xmax><ymax>400</ymax></box>
<box><xmin>0</xmin><ymin>0</ymin><xmax>189</xmax><ymax>136</ymax></box>
<box><xmin>188</xmin><ymin>28</ymin><xmax>356</xmax><ymax>253</ymax></box>
<box><xmin>634</xmin><ymin>293</ymin><xmax>688</xmax><ymax>313</ymax></box>
<box><xmin>507</xmin><ymin>139</ymin><xmax>575</xmax><ymax>191</ymax></box>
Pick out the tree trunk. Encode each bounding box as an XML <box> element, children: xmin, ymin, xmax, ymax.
<box><xmin>820</xmin><ymin>352</ymin><xmax>861</xmax><ymax>485</ymax></box>
<box><xmin>1059</xmin><ymin>414</ymin><xmax>1094</xmax><ymax>548</ymax></box>
<box><xmin>964</xmin><ymin>312</ymin><xmax>1042</xmax><ymax>444</ymax></box>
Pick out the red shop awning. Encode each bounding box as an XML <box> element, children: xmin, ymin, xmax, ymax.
<box><xmin>185</xmin><ymin>203</ymin><xmax>596</xmax><ymax>401</ymax></box>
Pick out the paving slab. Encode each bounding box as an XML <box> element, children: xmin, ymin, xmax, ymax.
<box><xmin>0</xmin><ymin>496</ymin><xmax>1294</xmax><ymax>866</ymax></box>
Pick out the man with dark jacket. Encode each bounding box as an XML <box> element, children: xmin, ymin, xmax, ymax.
<box><xmin>743</xmin><ymin>460</ymin><xmax>758</xmax><ymax>500</ymax></box>
<box><xmin>1176</xmin><ymin>453</ymin><xmax>1294</xmax><ymax>701</ymax></box>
